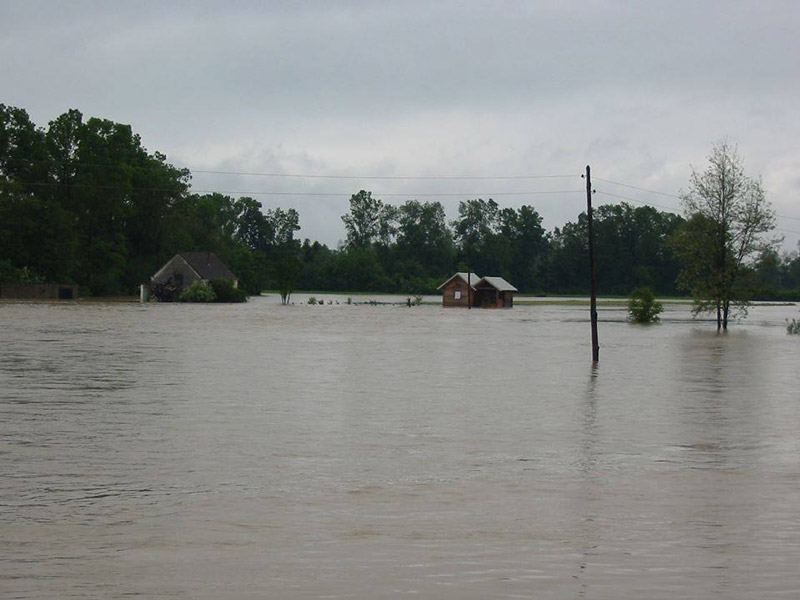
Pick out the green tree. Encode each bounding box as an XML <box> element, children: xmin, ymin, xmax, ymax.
<box><xmin>500</xmin><ymin>205</ymin><xmax>548</xmax><ymax>291</ymax></box>
<box><xmin>395</xmin><ymin>200</ymin><xmax>454</xmax><ymax>278</ymax></box>
<box><xmin>266</xmin><ymin>208</ymin><xmax>301</xmax><ymax>304</ymax></box>
<box><xmin>297</xmin><ymin>239</ymin><xmax>335</xmax><ymax>291</ymax></box>
<box><xmin>1</xmin><ymin>106</ymin><xmax>77</xmax><ymax>283</ymax></box>
<box><xmin>628</xmin><ymin>286</ymin><xmax>663</xmax><ymax>323</ymax></box>
<box><xmin>452</xmin><ymin>198</ymin><xmax>507</xmax><ymax>278</ymax></box>
<box><xmin>1</xmin><ymin>104</ymin><xmax>50</xmax><ymax>187</ymax></box>
<box><xmin>673</xmin><ymin>142</ymin><xmax>776</xmax><ymax>330</ymax></box>
<box><xmin>547</xmin><ymin>216</ymin><xmax>588</xmax><ymax>294</ymax></box>
<box><xmin>592</xmin><ymin>203</ymin><xmax>683</xmax><ymax>295</ymax></box>
<box><xmin>342</xmin><ymin>190</ymin><xmax>395</xmax><ymax>249</ymax></box>
<box><xmin>234</xmin><ymin>196</ymin><xmax>272</xmax><ymax>252</ymax></box>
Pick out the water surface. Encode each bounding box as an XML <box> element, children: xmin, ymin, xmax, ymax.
<box><xmin>2</xmin><ymin>298</ymin><xmax>799</xmax><ymax>598</ymax></box>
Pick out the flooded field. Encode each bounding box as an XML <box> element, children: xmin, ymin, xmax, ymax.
<box><xmin>2</xmin><ymin>297</ymin><xmax>799</xmax><ymax>599</ymax></box>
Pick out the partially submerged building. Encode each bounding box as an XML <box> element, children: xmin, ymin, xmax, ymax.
<box><xmin>437</xmin><ymin>273</ymin><xmax>517</xmax><ymax>308</ymax></box>
<box><xmin>150</xmin><ymin>252</ymin><xmax>239</xmax><ymax>293</ymax></box>
<box><xmin>437</xmin><ymin>272</ymin><xmax>481</xmax><ymax>308</ymax></box>
<box><xmin>473</xmin><ymin>276</ymin><xmax>517</xmax><ymax>308</ymax></box>
<box><xmin>0</xmin><ymin>283</ymin><xmax>78</xmax><ymax>300</ymax></box>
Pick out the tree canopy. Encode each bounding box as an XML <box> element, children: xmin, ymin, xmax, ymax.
<box><xmin>3</xmin><ymin>105</ymin><xmax>798</xmax><ymax>303</ymax></box>
<box><xmin>672</xmin><ymin>142</ymin><xmax>778</xmax><ymax>329</ymax></box>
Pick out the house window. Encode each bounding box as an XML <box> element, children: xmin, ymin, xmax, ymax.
<box><xmin>454</xmin><ymin>290</ymin><xmax>462</xmax><ymax>300</ymax></box>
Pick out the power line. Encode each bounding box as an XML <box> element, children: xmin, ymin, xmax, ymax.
<box><xmin>0</xmin><ymin>180</ymin><xmax>583</xmax><ymax>198</ymax></box>
<box><xmin>4</xmin><ymin>160</ymin><xmax>799</xmax><ymax>227</ymax></box>
<box><xmin>593</xmin><ymin>190</ymin><xmax>679</xmax><ymax>213</ymax></box>
<box><xmin>7</xmin><ymin>155</ymin><xmax>800</xmax><ymax>220</ymax></box>
<box><xmin>594</xmin><ymin>178</ymin><xmax>682</xmax><ymax>199</ymax></box>
<box><xmin>190</xmin><ymin>170</ymin><xmax>578</xmax><ymax>181</ymax></box>
<box><xmin>3</xmin><ymin>157</ymin><xmax>576</xmax><ymax>181</ymax></box>
<box><xmin>596</xmin><ymin>177</ymin><xmax>800</xmax><ymax>222</ymax></box>
<box><xmin>595</xmin><ymin>189</ymin><xmax>800</xmax><ymax>236</ymax></box>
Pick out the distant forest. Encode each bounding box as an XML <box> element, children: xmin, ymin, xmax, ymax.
<box><xmin>2</xmin><ymin>104</ymin><xmax>799</xmax><ymax>299</ymax></box>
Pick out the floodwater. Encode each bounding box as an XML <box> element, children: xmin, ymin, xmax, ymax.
<box><xmin>1</xmin><ymin>297</ymin><xmax>799</xmax><ymax>599</ymax></box>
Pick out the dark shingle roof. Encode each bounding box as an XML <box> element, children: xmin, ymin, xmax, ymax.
<box><xmin>436</xmin><ymin>272</ymin><xmax>481</xmax><ymax>290</ymax></box>
<box><xmin>179</xmin><ymin>252</ymin><xmax>238</xmax><ymax>280</ymax></box>
<box><xmin>476</xmin><ymin>276</ymin><xmax>517</xmax><ymax>292</ymax></box>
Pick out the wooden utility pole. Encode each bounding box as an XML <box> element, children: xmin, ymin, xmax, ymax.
<box><xmin>467</xmin><ymin>239</ymin><xmax>472</xmax><ymax>309</ymax></box>
<box><xmin>585</xmin><ymin>165</ymin><xmax>599</xmax><ymax>363</ymax></box>
<box><xmin>467</xmin><ymin>271</ymin><xmax>471</xmax><ymax>309</ymax></box>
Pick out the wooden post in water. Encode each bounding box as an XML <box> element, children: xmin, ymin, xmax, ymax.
<box><xmin>585</xmin><ymin>165</ymin><xmax>599</xmax><ymax>363</ymax></box>
<box><xmin>467</xmin><ymin>238</ymin><xmax>472</xmax><ymax>310</ymax></box>
<box><xmin>467</xmin><ymin>271</ymin><xmax>471</xmax><ymax>310</ymax></box>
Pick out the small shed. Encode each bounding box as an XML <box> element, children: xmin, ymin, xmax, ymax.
<box><xmin>437</xmin><ymin>272</ymin><xmax>481</xmax><ymax>307</ymax></box>
<box><xmin>437</xmin><ymin>272</ymin><xmax>517</xmax><ymax>308</ymax></box>
<box><xmin>151</xmin><ymin>252</ymin><xmax>239</xmax><ymax>292</ymax></box>
<box><xmin>473</xmin><ymin>276</ymin><xmax>517</xmax><ymax>308</ymax></box>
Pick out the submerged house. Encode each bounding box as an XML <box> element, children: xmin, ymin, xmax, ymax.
<box><xmin>437</xmin><ymin>272</ymin><xmax>517</xmax><ymax>308</ymax></box>
<box><xmin>151</xmin><ymin>252</ymin><xmax>239</xmax><ymax>292</ymax></box>
<box><xmin>437</xmin><ymin>272</ymin><xmax>481</xmax><ymax>308</ymax></box>
<box><xmin>0</xmin><ymin>283</ymin><xmax>78</xmax><ymax>300</ymax></box>
<box><xmin>473</xmin><ymin>276</ymin><xmax>517</xmax><ymax>308</ymax></box>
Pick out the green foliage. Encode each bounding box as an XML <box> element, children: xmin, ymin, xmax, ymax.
<box><xmin>787</xmin><ymin>319</ymin><xmax>800</xmax><ymax>335</ymax></box>
<box><xmin>1</xmin><ymin>104</ymin><xmax>190</xmax><ymax>295</ymax></box>
<box><xmin>628</xmin><ymin>286</ymin><xmax>663</xmax><ymax>323</ymax></box>
<box><xmin>1</xmin><ymin>103</ymin><xmax>791</xmax><ymax>301</ymax></box>
<box><xmin>150</xmin><ymin>280</ymin><xmax>180</xmax><ymax>302</ymax></box>
<box><xmin>342</xmin><ymin>190</ymin><xmax>396</xmax><ymax>249</ymax></box>
<box><xmin>673</xmin><ymin>142</ymin><xmax>777</xmax><ymax>330</ymax></box>
<box><xmin>307</xmin><ymin>297</ymin><xmax>317</xmax><ymax>305</ymax></box>
<box><xmin>179</xmin><ymin>280</ymin><xmax>217</xmax><ymax>302</ymax></box>
<box><xmin>548</xmin><ymin>204</ymin><xmax>684</xmax><ymax>295</ymax></box>
<box><xmin>0</xmin><ymin>261</ymin><xmax>46</xmax><ymax>283</ymax></box>
<box><xmin>209</xmin><ymin>278</ymin><xmax>248</xmax><ymax>303</ymax></box>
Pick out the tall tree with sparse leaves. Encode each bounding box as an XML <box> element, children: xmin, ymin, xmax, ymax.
<box><xmin>672</xmin><ymin>142</ymin><xmax>777</xmax><ymax>330</ymax></box>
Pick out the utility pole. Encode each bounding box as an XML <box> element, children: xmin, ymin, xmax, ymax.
<box><xmin>585</xmin><ymin>165</ymin><xmax>599</xmax><ymax>363</ymax></box>
<box><xmin>467</xmin><ymin>239</ymin><xmax>472</xmax><ymax>310</ymax></box>
<box><xmin>467</xmin><ymin>271</ymin><xmax>471</xmax><ymax>309</ymax></box>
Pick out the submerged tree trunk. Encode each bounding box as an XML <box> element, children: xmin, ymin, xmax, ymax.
<box><xmin>722</xmin><ymin>299</ymin><xmax>730</xmax><ymax>330</ymax></box>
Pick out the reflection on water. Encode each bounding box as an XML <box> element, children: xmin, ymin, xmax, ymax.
<box><xmin>1</xmin><ymin>298</ymin><xmax>799</xmax><ymax>599</ymax></box>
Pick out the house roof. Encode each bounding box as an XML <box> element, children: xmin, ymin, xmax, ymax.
<box><xmin>436</xmin><ymin>272</ymin><xmax>481</xmax><ymax>291</ymax></box>
<box><xmin>475</xmin><ymin>276</ymin><xmax>518</xmax><ymax>292</ymax></box>
<box><xmin>179</xmin><ymin>252</ymin><xmax>238</xmax><ymax>280</ymax></box>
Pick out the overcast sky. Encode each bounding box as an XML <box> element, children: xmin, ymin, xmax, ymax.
<box><xmin>3</xmin><ymin>0</ymin><xmax>799</xmax><ymax>251</ymax></box>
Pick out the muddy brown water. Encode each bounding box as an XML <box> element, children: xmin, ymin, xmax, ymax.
<box><xmin>2</xmin><ymin>298</ymin><xmax>799</xmax><ymax>599</ymax></box>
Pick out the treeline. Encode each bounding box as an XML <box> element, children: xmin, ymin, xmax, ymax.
<box><xmin>302</xmin><ymin>192</ymin><xmax>688</xmax><ymax>296</ymax></box>
<box><xmin>2</xmin><ymin>104</ymin><xmax>799</xmax><ymax>299</ymax></box>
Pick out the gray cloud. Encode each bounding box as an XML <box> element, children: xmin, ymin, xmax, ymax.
<box><xmin>2</xmin><ymin>0</ymin><xmax>799</xmax><ymax>250</ymax></box>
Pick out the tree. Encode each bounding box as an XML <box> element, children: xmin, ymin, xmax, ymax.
<box><xmin>628</xmin><ymin>286</ymin><xmax>663</xmax><ymax>323</ymax></box>
<box><xmin>234</xmin><ymin>196</ymin><xmax>272</xmax><ymax>252</ymax></box>
<box><xmin>266</xmin><ymin>208</ymin><xmax>300</xmax><ymax>304</ymax></box>
<box><xmin>452</xmin><ymin>198</ymin><xmax>505</xmax><ymax>277</ymax></box>
<box><xmin>500</xmin><ymin>205</ymin><xmax>548</xmax><ymax>292</ymax></box>
<box><xmin>342</xmin><ymin>190</ymin><xmax>395</xmax><ymax>249</ymax></box>
<box><xmin>673</xmin><ymin>142</ymin><xmax>776</xmax><ymax>330</ymax></box>
<box><xmin>395</xmin><ymin>200</ymin><xmax>454</xmax><ymax>278</ymax></box>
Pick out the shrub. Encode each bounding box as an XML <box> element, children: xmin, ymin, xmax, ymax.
<box><xmin>308</xmin><ymin>297</ymin><xmax>317</xmax><ymax>305</ymax></box>
<box><xmin>0</xmin><ymin>262</ymin><xmax>46</xmax><ymax>284</ymax></box>
<box><xmin>628</xmin><ymin>286</ymin><xmax>663</xmax><ymax>323</ymax></box>
<box><xmin>150</xmin><ymin>279</ymin><xmax>179</xmax><ymax>302</ymax></box>
<box><xmin>209</xmin><ymin>278</ymin><xmax>248</xmax><ymax>303</ymax></box>
<box><xmin>179</xmin><ymin>280</ymin><xmax>217</xmax><ymax>303</ymax></box>
<box><xmin>788</xmin><ymin>318</ymin><xmax>800</xmax><ymax>335</ymax></box>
